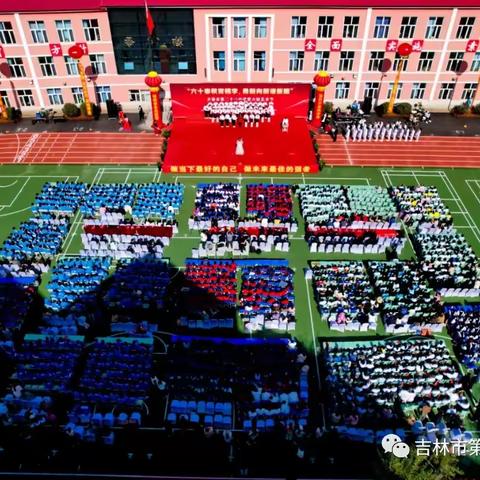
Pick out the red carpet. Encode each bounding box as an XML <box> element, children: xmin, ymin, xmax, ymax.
<box><xmin>163</xmin><ymin>117</ymin><xmax>318</xmax><ymax>174</ymax></box>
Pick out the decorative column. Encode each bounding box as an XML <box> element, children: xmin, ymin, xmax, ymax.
<box><xmin>312</xmin><ymin>71</ymin><xmax>331</xmax><ymax>128</ymax></box>
<box><xmin>68</xmin><ymin>44</ymin><xmax>93</xmax><ymax>117</ymax></box>
<box><xmin>387</xmin><ymin>43</ymin><xmax>412</xmax><ymax>114</ymax></box>
<box><xmin>144</xmin><ymin>71</ymin><xmax>163</xmax><ymax>128</ymax></box>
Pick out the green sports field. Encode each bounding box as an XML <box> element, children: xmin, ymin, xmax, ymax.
<box><xmin>0</xmin><ymin>164</ymin><xmax>479</xmax><ymax>356</ymax></box>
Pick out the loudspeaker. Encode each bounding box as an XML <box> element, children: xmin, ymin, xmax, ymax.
<box><xmin>362</xmin><ymin>97</ymin><xmax>372</xmax><ymax>115</ymax></box>
<box><xmin>106</xmin><ymin>99</ymin><xmax>118</xmax><ymax>119</ymax></box>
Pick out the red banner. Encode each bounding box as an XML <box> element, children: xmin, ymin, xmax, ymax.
<box><xmin>170</xmin><ymin>83</ymin><xmax>311</xmax><ymax>120</ymax></box>
<box><xmin>304</xmin><ymin>39</ymin><xmax>317</xmax><ymax>52</ymax></box>
<box><xmin>49</xmin><ymin>43</ymin><xmax>63</xmax><ymax>57</ymax></box>
<box><xmin>385</xmin><ymin>39</ymin><xmax>398</xmax><ymax>52</ymax></box>
<box><xmin>0</xmin><ymin>45</ymin><xmax>5</xmax><ymax>59</ymax></box>
<box><xmin>411</xmin><ymin>39</ymin><xmax>424</xmax><ymax>52</ymax></box>
<box><xmin>330</xmin><ymin>39</ymin><xmax>342</xmax><ymax>52</ymax></box>
<box><xmin>466</xmin><ymin>39</ymin><xmax>479</xmax><ymax>52</ymax></box>
<box><xmin>76</xmin><ymin>42</ymin><xmax>89</xmax><ymax>55</ymax></box>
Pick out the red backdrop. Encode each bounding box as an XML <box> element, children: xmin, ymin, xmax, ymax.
<box><xmin>170</xmin><ymin>83</ymin><xmax>311</xmax><ymax>119</ymax></box>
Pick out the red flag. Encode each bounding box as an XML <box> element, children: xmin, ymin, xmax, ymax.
<box><xmin>145</xmin><ymin>0</ymin><xmax>155</xmax><ymax>36</ymax></box>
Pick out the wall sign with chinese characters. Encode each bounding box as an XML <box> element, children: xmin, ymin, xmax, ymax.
<box><xmin>49</xmin><ymin>43</ymin><xmax>63</xmax><ymax>57</ymax></box>
<box><xmin>304</xmin><ymin>39</ymin><xmax>317</xmax><ymax>52</ymax></box>
<box><xmin>330</xmin><ymin>39</ymin><xmax>342</xmax><ymax>52</ymax></box>
<box><xmin>466</xmin><ymin>39</ymin><xmax>479</xmax><ymax>52</ymax></box>
<box><xmin>411</xmin><ymin>39</ymin><xmax>424</xmax><ymax>52</ymax></box>
<box><xmin>0</xmin><ymin>45</ymin><xmax>5</xmax><ymax>59</ymax></box>
<box><xmin>385</xmin><ymin>40</ymin><xmax>398</xmax><ymax>52</ymax></box>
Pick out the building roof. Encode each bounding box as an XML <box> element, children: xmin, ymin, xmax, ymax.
<box><xmin>1</xmin><ymin>0</ymin><xmax>480</xmax><ymax>12</ymax></box>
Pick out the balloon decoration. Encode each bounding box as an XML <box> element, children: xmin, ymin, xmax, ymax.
<box><xmin>312</xmin><ymin>71</ymin><xmax>331</xmax><ymax>128</ymax></box>
<box><xmin>145</xmin><ymin>71</ymin><xmax>163</xmax><ymax>128</ymax></box>
<box><xmin>387</xmin><ymin>43</ymin><xmax>413</xmax><ymax>114</ymax></box>
<box><xmin>68</xmin><ymin>45</ymin><xmax>92</xmax><ymax>117</ymax></box>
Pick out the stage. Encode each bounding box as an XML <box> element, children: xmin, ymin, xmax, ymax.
<box><xmin>162</xmin><ymin>117</ymin><xmax>318</xmax><ymax>174</ymax></box>
<box><xmin>162</xmin><ymin>83</ymin><xmax>319</xmax><ymax>174</ymax></box>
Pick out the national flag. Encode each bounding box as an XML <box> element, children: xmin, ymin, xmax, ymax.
<box><xmin>145</xmin><ymin>0</ymin><xmax>155</xmax><ymax>36</ymax></box>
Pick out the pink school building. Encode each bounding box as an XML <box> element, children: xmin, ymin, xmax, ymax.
<box><xmin>0</xmin><ymin>0</ymin><xmax>479</xmax><ymax>114</ymax></box>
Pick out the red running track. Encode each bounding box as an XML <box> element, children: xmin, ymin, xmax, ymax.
<box><xmin>0</xmin><ymin>132</ymin><xmax>164</xmax><ymax>164</ymax></box>
<box><xmin>315</xmin><ymin>134</ymin><xmax>480</xmax><ymax>168</ymax></box>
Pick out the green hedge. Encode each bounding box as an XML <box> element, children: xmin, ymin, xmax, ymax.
<box><xmin>324</xmin><ymin>101</ymin><xmax>333</xmax><ymax>114</ymax></box>
<box><xmin>451</xmin><ymin>103</ymin><xmax>469</xmax><ymax>115</ymax></box>
<box><xmin>472</xmin><ymin>103</ymin><xmax>480</xmax><ymax>114</ymax></box>
<box><xmin>375</xmin><ymin>102</ymin><xmax>412</xmax><ymax>116</ymax></box>
<box><xmin>62</xmin><ymin>103</ymin><xmax>81</xmax><ymax>117</ymax></box>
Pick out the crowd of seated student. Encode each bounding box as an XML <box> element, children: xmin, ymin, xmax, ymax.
<box><xmin>311</xmin><ymin>262</ymin><xmax>378</xmax><ymax>332</ymax></box>
<box><xmin>414</xmin><ymin>228</ymin><xmax>480</xmax><ymax>294</ymax></box>
<box><xmin>369</xmin><ymin>260</ymin><xmax>444</xmax><ymax>334</ymax></box>
<box><xmin>80</xmin><ymin>184</ymin><xmax>138</xmax><ymax>217</ymax></box>
<box><xmin>191</xmin><ymin>183</ymin><xmax>240</xmax><ymax>227</ymax></box>
<box><xmin>194</xmin><ymin>226</ymin><xmax>290</xmax><ymax>258</ymax></box>
<box><xmin>75</xmin><ymin>339</ymin><xmax>152</xmax><ymax>408</ymax></box>
<box><xmin>0</xmin><ymin>218</ymin><xmax>70</xmax><ymax>260</ymax></box>
<box><xmin>389</xmin><ymin>185</ymin><xmax>453</xmax><ymax>229</ymax></box>
<box><xmin>165</xmin><ymin>338</ymin><xmax>308</xmax><ymax>432</ymax></box>
<box><xmin>44</xmin><ymin>257</ymin><xmax>111</xmax><ymax>313</ymax></box>
<box><xmin>31</xmin><ymin>182</ymin><xmax>87</xmax><ymax>218</ymax></box>
<box><xmin>446</xmin><ymin>304</ymin><xmax>480</xmax><ymax>369</ymax></box>
<box><xmin>203</xmin><ymin>98</ymin><xmax>275</xmax><ymax>127</ymax></box>
<box><xmin>325</xmin><ymin>340</ymin><xmax>469</xmax><ymax>432</ymax></box>
<box><xmin>239</xmin><ymin>266</ymin><xmax>295</xmax><ymax>332</ymax></box>
<box><xmin>246</xmin><ymin>184</ymin><xmax>294</xmax><ymax>221</ymax></box>
<box><xmin>132</xmin><ymin>183</ymin><xmax>184</xmax><ymax>221</ymax></box>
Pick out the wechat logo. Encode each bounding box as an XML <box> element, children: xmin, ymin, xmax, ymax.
<box><xmin>382</xmin><ymin>434</ymin><xmax>411</xmax><ymax>458</ymax></box>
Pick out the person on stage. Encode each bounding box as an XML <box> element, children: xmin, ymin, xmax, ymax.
<box><xmin>281</xmin><ymin>117</ymin><xmax>289</xmax><ymax>133</ymax></box>
<box><xmin>235</xmin><ymin>138</ymin><xmax>245</xmax><ymax>156</ymax></box>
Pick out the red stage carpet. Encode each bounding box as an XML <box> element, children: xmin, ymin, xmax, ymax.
<box><xmin>163</xmin><ymin>117</ymin><xmax>318</xmax><ymax>174</ymax></box>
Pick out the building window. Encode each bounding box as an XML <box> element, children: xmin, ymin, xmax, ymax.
<box><xmin>233</xmin><ymin>51</ymin><xmax>245</xmax><ymax>71</ymax></box>
<box><xmin>426</xmin><ymin>17</ymin><xmax>443</xmax><ymax>39</ymax></box>
<box><xmin>39</xmin><ymin>56</ymin><xmax>56</xmax><ymax>77</ymax></box>
<box><xmin>89</xmin><ymin>54</ymin><xmax>107</xmax><ymax>74</ymax></box>
<box><xmin>95</xmin><ymin>86</ymin><xmax>112</xmax><ymax>102</ymax></box>
<box><xmin>411</xmin><ymin>82</ymin><xmax>426</xmax><ymax>99</ymax></box>
<box><xmin>393</xmin><ymin>53</ymin><xmax>409</xmax><ymax>71</ymax></box>
<box><xmin>0</xmin><ymin>21</ymin><xmax>16</xmax><ymax>44</ymax></box>
<box><xmin>7</xmin><ymin>57</ymin><xmax>26</xmax><ymax>77</ymax></box>
<box><xmin>0</xmin><ymin>91</ymin><xmax>10</xmax><ymax>107</ymax></box>
<box><xmin>374</xmin><ymin>16</ymin><xmax>391</xmax><ymax>39</ymax></box>
<box><xmin>364</xmin><ymin>82</ymin><xmax>380</xmax><ymax>99</ymax></box>
<box><xmin>128</xmin><ymin>89</ymin><xmax>149</xmax><ymax>102</ymax></box>
<box><xmin>368</xmin><ymin>51</ymin><xmax>385</xmax><ymax>71</ymax></box>
<box><xmin>447</xmin><ymin>52</ymin><xmax>464</xmax><ymax>72</ymax></box>
<box><xmin>233</xmin><ymin>17</ymin><xmax>246</xmax><ymax>39</ymax></box>
<box><xmin>418</xmin><ymin>51</ymin><xmax>435</xmax><ymax>71</ymax></box>
<box><xmin>462</xmin><ymin>83</ymin><xmax>477</xmax><ymax>100</ymax></box>
<box><xmin>387</xmin><ymin>82</ymin><xmax>403</xmax><ymax>99</ymax></box>
<box><xmin>83</xmin><ymin>19</ymin><xmax>100</xmax><ymax>41</ymax></box>
<box><xmin>71</xmin><ymin>87</ymin><xmax>84</xmax><ymax>104</ymax></box>
<box><xmin>456</xmin><ymin>17</ymin><xmax>475</xmax><ymax>39</ymax></box>
<box><xmin>253</xmin><ymin>51</ymin><xmax>266</xmax><ymax>71</ymax></box>
<box><xmin>471</xmin><ymin>52</ymin><xmax>480</xmax><ymax>72</ymax></box>
<box><xmin>400</xmin><ymin>17</ymin><xmax>417</xmax><ymax>39</ymax></box>
<box><xmin>47</xmin><ymin>88</ymin><xmax>63</xmax><ymax>105</ymax></box>
<box><xmin>212</xmin><ymin>18</ymin><xmax>225</xmax><ymax>38</ymax></box>
<box><xmin>335</xmin><ymin>81</ymin><xmax>350</xmax><ymax>99</ymax></box>
<box><xmin>314</xmin><ymin>51</ymin><xmax>329</xmax><ymax>71</ymax></box>
<box><xmin>289</xmin><ymin>51</ymin><xmax>304</xmax><ymax>71</ymax></box>
<box><xmin>55</xmin><ymin>20</ymin><xmax>74</xmax><ymax>42</ymax></box>
<box><xmin>18</xmin><ymin>89</ymin><xmax>34</xmax><ymax>107</ymax></box>
<box><xmin>64</xmin><ymin>56</ymin><xmax>79</xmax><ymax>75</ymax></box>
<box><xmin>343</xmin><ymin>16</ymin><xmax>359</xmax><ymax>38</ymax></box>
<box><xmin>29</xmin><ymin>20</ymin><xmax>48</xmax><ymax>43</ymax></box>
<box><xmin>438</xmin><ymin>82</ymin><xmax>455</xmax><ymax>100</ymax></box>
<box><xmin>213</xmin><ymin>51</ymin><xmax>225</xmax><ymax>71</ymax></box>
<box><xmin>317</xmin><ymin>16</ymin><xmax>333</xmax><ymax>38</ymax></box>
<box><xmin>291</xmin><ymin>16</ymin><xmax>307</xmax><ymax>39</ymax></box>
<box><xmin>339</xmin><ymin>51</ymin><xmax>354</xmax><ymax>71</ymax></box>
<box><xmin>254</xmin><ymin>17</ymin><xmax>267</xmax><ymax>38</ymax></box>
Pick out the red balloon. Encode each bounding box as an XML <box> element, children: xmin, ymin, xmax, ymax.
<box><xmin>397</xmin><ymin>43</ymin><xmax>413</xmax><ymax>57</ymax></box>
<box><xmin>68</xmin><ymin>45</ymin><xmax>83</xmax><ymax>59</ymax></box>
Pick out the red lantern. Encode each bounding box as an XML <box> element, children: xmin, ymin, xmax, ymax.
<box><xmin>313</xmin><ymin>71</ymin><xmax>331</xmax><ymax>88</ymax></box>
<box><xmin>397</xmin><ymin>43</ymin><xmax>413</xmax><ymax>57</ymax></box>
<box><xmin>68</xmin><ymin>45</ymin><xmax>83</xmax><ymax>59</ymax></box>
<box><xmin>144</xmin><ymin>71</ymin><xmax>162</xmax><ymax>89</ymax></box>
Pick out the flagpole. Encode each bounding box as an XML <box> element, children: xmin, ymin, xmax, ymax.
<box><xmin>145</xmin><ymin>0</ymin><xmax>154</xmax><ymax>71</ymax></box>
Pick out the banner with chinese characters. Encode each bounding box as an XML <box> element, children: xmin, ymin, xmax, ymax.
<box><xmin>49</xmin><ymin>43</ymin><xmax>63</xmax><ymax>57</ymax></box>
<box><xmin>170</xmin><ymin>83</ymin><xmax>311</xmax><ymax>119</ymax></box>
<box><xmin>466</xmin><ymin>39</ymin><xmax>479</xmax><ymax>52</ymax></box>
<box><xmin>0</xmin><ymin>45</ymin><xmax>4</xmax><ymax>59</ymax></box>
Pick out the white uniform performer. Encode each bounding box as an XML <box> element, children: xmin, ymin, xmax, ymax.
<box><xmin>380</xmin><ymin>126</ymin><xmax>386</xmax><ymax>141</ymax></box>
<box><xmin>409</xmin><ymin>128</ymin><xmax>415</xmax><ymax>141</ymax></box>
<box><xmin>415</xmin><ymin>128</ymin><xmax>421</xmax><ymax>141</ymax></box>
<box><xmin>386</xmin><ymin>126</ymin><xmax>392</xmax><ymax>141</ymax></box>
<box><xmin>352</xmin><ymin>126</ymin><xmax>357</xmax><ymax>142</ymax></box>
<box><xmin>368</xmin><ymin>125</ymin><xmax>374</xmax><ymax>141</ymax></box>
<box><xmin>374</xmin><ymin>125</ymin><xmax>380</xmax><ymax>141</ymax></box>
<box><xmin>363</xmin><ymin>124</ymin><xmax>368</xmax><ymax>141</ymax></box>
<box><xmin>345</xmin><ymin>126</ymin><xmax>351</xmax><ymax>142</ymax></box>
